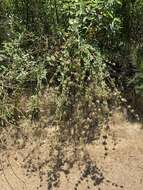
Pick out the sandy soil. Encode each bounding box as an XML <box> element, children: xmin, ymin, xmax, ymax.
<box><xmin>0</xmin><ymin>114</ymin><xmax>143</xmax><ymax>190</ymax></box>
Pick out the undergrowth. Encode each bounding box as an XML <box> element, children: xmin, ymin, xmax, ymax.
<box><xmin>0</xmin><ymin>0</ymin><xmax>142</xmax><ymax>189</ymax></box>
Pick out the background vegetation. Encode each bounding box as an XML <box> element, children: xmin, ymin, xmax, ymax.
<box><xmin>0</xmin><ymin>0</ymin><xmax>143</xmax><ymax>133</ymax></box>
<box><xmin>0</xmin><ymin>1</ymin><xmax>143</xmax><ymax>189</ymax></box>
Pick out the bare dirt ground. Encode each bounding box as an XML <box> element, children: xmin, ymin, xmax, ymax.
<box><xmin>0</xmin><ymin>113</ymin><xmax>143</xmax><ymax>190</ymax></box>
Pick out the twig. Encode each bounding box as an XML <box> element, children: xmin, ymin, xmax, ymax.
<box><xmin>0</xmin><ymin>159</ymin><xmax>15</xmax><ymax>190</ymax></box>
<box><xmin>6</xmin><ymin>154</ymin><xmax>27</xmax><ymax>190</ymax></box>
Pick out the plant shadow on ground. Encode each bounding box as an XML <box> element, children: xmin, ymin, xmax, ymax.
<box><xmin>0</xmin><ymin>114</ymin><xmax>125</xmax><ymax>190</ymax></box>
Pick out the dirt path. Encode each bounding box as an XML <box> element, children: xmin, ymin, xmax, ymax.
<box><xmin>0</xmin><ymin>115</ymin><xmax>143</xmax><ymax>190</ymax></box>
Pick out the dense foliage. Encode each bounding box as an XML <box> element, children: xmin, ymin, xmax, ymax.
<box><xmin>0</xmin><ymin>0</ymin><xmax>143</xmax><ymax>129</ymax></box>
<box><xmin>0</xmin><ymin>2</ymin><xmax>143</xmax><ymax>190</ymax></box>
